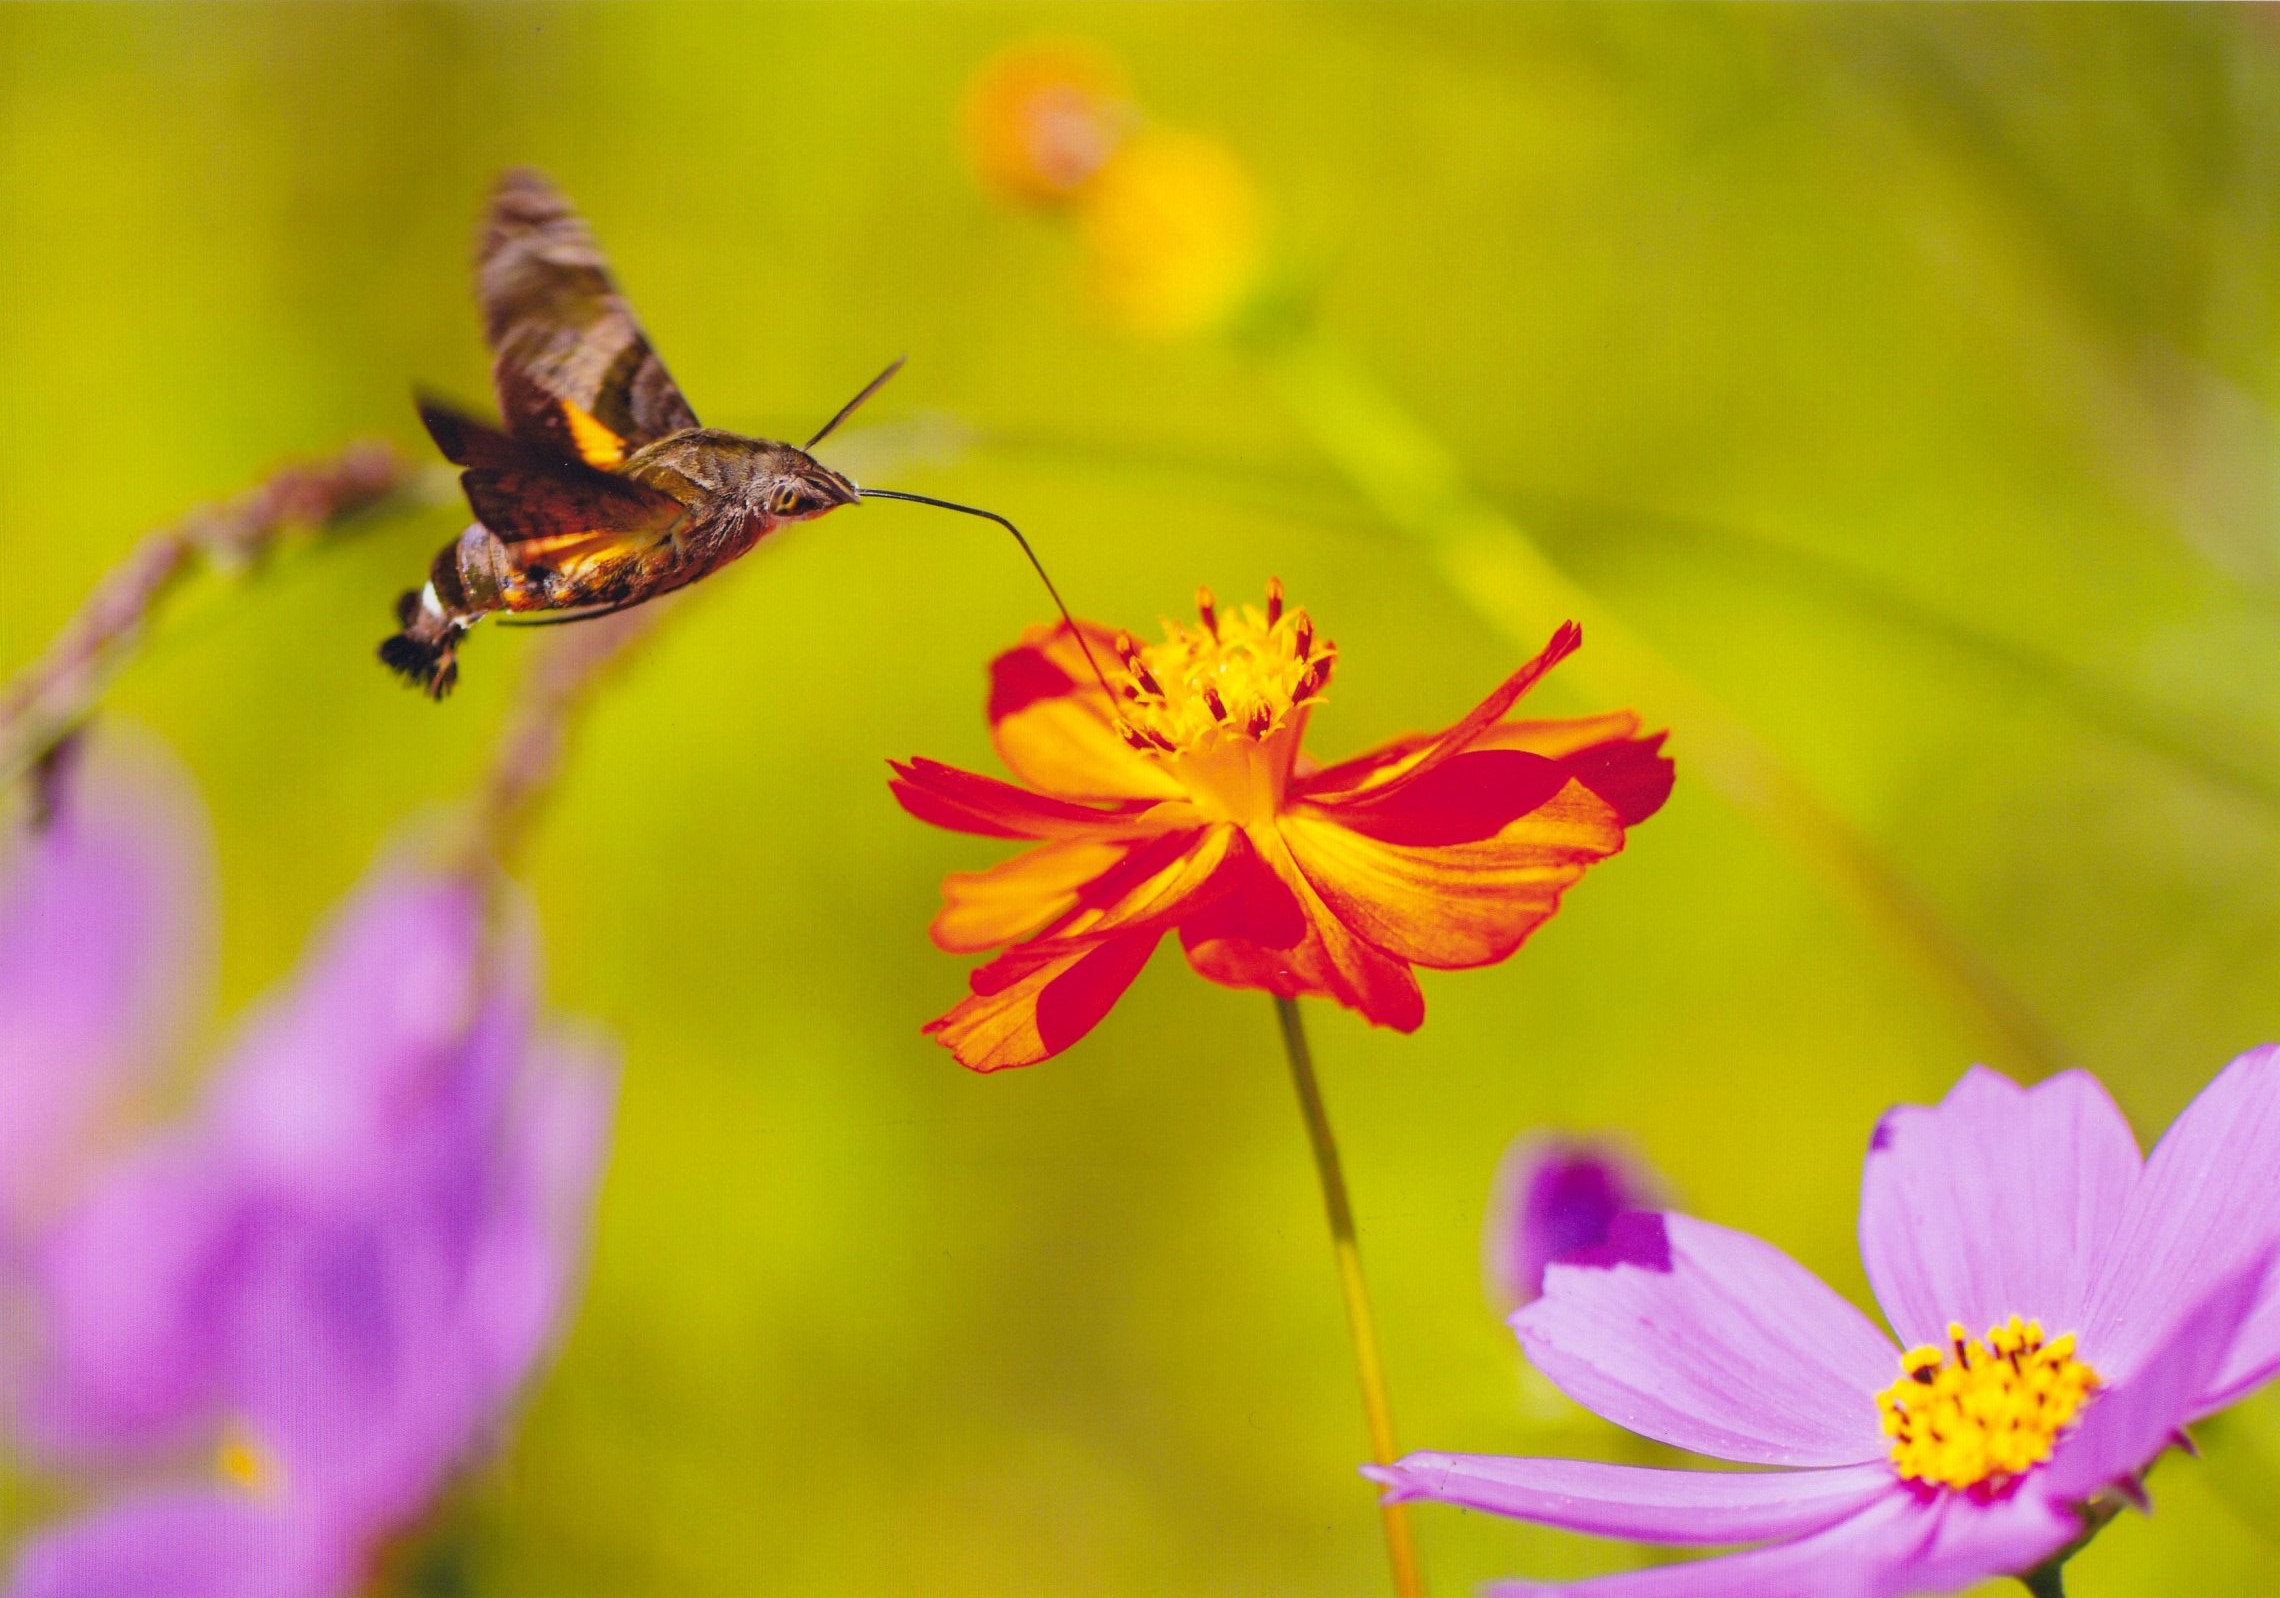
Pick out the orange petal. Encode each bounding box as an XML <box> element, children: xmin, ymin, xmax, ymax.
<box><xmin>924</xmin><ymin>826</ymin><xmax>1237</xmax><ymax>1070</ymax></box>
<box><xmin>988</xmin><ymin>622</ymin><xmax>1187</xmax><ymax>803</ymax></box>
<box><xmin>1472</xmin><ymin>711</ymin><xmax>1643</xmax><ymax>759</ymax></box>
<box><xmin>1296</xmin><ymin>622</ymin><xmax>1582</xmax><ymax>803</ymax></box>
<box><xmin>889</xmin><ymin>757</ymin><xmax>1160</xmax><ymax>840</ymax></box>
<box><xmin>970</xmin><ymin>826</ymin><xmax>1231</xmax><ymax>987</ymax></box>
<box><xmin>932</xmin><ymin>838</ymin><xmax>1131</xmax><ymax>954</ymax></box>
<box><xmin>925</xmin><ymin>930</ymin><xmax>1161</xmax><ymax>1071</ymax></box>
<box><xmin>1278</xmin><ymin>780</ymin><xmax>1627</xmax><ymax>970</ymax></box>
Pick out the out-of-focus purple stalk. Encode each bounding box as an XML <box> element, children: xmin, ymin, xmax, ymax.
<box><xmin>0</xmin><ymin>443</ymin><xmax>419</xmax><ymax>786</ymax></box>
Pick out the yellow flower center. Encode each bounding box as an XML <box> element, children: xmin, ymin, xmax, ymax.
<box><xmin>216</xmin><ymin>1421</ymin><xmax>284</xmax><ymax>1499</ymax></box>
<box><xmin>1112</xmin><ymin>580</ymin><xmax>1332</xmax><ymax>825</ymax></box>
<box><xmin>1875</xmin><ymin>1316</ymin><xmax>2101</xmax><ymax>1492</ymax></box>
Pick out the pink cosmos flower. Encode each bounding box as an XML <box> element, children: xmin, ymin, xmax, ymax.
<box><xmin>0</xmin><ymin>738</ymin><xmax>615</xmax><ymax>1598</ymax></box>
<box><xmin>1484</xmin><ymin>1135</ymin><xmax>1666</xmax><ymax>1311</ymax></box>
<box><xmin>1371</xmin><ymin>1054</ymin><xmax>2280</xmax><ymax>1596</ymax></box>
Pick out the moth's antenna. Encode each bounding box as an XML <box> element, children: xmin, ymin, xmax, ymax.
<box><xmin>805</xmin><ymin>356</ymin><xmax>906</xmax><ymax>451</ymax></box>
<box><xmin>858</xmin><ymin>488</ymin><xmax>1117</xmax><ymax>702</ymax></box>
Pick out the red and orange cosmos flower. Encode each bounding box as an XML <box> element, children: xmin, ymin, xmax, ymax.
<box><xmin>891</xmin><ymin>584</ymin><xmax>1673</xmax><ymax>1071</ymax></box>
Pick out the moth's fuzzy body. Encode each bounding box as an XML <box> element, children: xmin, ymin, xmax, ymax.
<box><xmin>381</xmin><ymin>170</ymin><xmax>861</xmax><ymax>699</ymax></box>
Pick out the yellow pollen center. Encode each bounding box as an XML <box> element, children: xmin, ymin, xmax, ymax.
<box><xmin>1875</xmin><ymin>1316</ymin><xmax>2100</xmax><ymax>1492</ymax></box>
<box><xmin>1111</xmin><ymin>581</ymin><xmax>1332</xmax><ymax>822</ymax></box>
<box><xmin>215</xmin><ymin>1422</ymin><xmax>283</xmax><ymax>1499</ymax></box>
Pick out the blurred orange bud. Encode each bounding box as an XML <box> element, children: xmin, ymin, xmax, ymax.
<box><xmin>1078</xmin><ymin>128</ymin><xmax>1265</xmax><ymax>338</ymax></box>
<box><xmin>961</xmin><ymin>40</ymin><xmax>1134</xmax><ymax>206</ymax></box>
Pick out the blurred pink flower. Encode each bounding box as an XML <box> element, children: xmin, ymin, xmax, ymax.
<box><xmin>1484</xmin><ymin>1135</ymin><xmax>1665</xmax><ymax>1310</ymax></box>
<box><xmin>0</xmin><ymin>739</ymin><xmax>616</xmax><ymax>1598</ymax></box>
<box><xmin>0</xmin><ymin>736</ymin><xmax>211</xmax><ymax>1218</ymax></box>
<box><xmin>1372</xmin><ymin>1056</ymin><xmax>2280</xmax><ymax>1597</ymax></box>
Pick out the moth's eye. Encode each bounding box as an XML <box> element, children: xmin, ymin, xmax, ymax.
<box><xmin>770</xmin><ymin>485</ymin><xmax>804</xmax><ymax>516</ymax></box>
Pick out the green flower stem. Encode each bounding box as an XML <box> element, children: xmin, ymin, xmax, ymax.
<box><xmin>2020</xmin><ymin>1560</ymin><xmax>2068</xmax><ymax>1598</ymax></box>
<box><xmin>1273</xmin><ymin>996</ymin><xmax>1425</xmax><ymax>1598</ymax></box>
<box><xmin>1252</xmin><ymin>327</ymin><xmax>2063</xmax><ymax>1077</ymax></box>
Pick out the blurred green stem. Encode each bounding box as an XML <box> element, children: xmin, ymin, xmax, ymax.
<box><xmin>1273</xmin><ymin>996</ymin><xmax>1425</xmax><ymax>1598</ymax></box>
<box><xmin>1250</xmin><ymin>326</ymin><xmax>2064</xmax><ymax>1077</ymax></box>
<box><xmin>2020</xmin><ymin>1560</ymin><xmax>2067</xmax><ymax>1598</ymax></box>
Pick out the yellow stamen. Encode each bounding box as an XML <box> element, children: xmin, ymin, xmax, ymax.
<box><xmin>216</xmin><ymin>1423</ymin><xmax>283</xmax><ymax>1499</ymax></box>
<box><xmin>1111</xmin><ymin>582</ymin><xmax>1333</xmax><ymax>824</ymax></box>
<box><xmin>1874</xmin><ymin>1316</ymin><xmax>2100</xmax><ymax>1492</ymax></box>
<box><xmin>1108</xmin><ymin>579</ymin><xmax>1331</xmax><ymax>820</ymax></box>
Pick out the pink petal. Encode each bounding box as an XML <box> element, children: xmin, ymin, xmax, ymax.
<box><xmin>207</xmin><ymin>871</ymin><xmax>499</xmax><ymax>1205</ymax></box>
<box><xmin>2081</xmin><ymin>1045</ymin><xmax>2280</xmax><ymax>1391</ymax></box>
<box><xmin>1366</xmin><ymin>1456</ymin><xmax>1892</xmax><ymax>1544</ymax></box>
<box><xmin>1859</xmin><ymin>1488</ymin><xmax>2081</xmax><ymax>1598</ymax></box>
<box><xmin>1</xmin><ymin>1490</ymin><xmax>351</xmax><ymax>1598</ymax></box>
<box><xmin>1859</xmin><ymin>1068</ymin><xmax>2140</xmax><ymax>1347</ymax></box>
<box><xmin>461</xmin><ymin>1031</ymin><xmax>618</xmax><ymax>1412</ymax></box>
<box><xmin>1477</xmin><ymin>1487</ymin><xmax>2076</xmax><ymax>1598</ymax></box>
<box><xmin>2045</xmin><ymin>1254</ymin><xmax>2270</xmax><ymax>1499</ymax></box>
<box><xmin>20</xmin><ymin>1135</ymin><xmax>246</xmax><ymax>1455</ymax></box>
<box><xmin>1516</xmin><ymin>1213</ymin><xmax>1895</xmax><ymax>1467</ymax></box>
<box><xmin>2202</xmin><ymin>1286</ymin><xmax>2280</xmax><ymax>1415</ymax></box>
<box><xmin>1479</xmin><ymin>1487</ymin><xmax>1916</xmax><ymax>1598</ymax></box>
<box><xmin>0</xmin><ymin>733</ymin><xmax>213</xmax><ymax>1204</ymax></box>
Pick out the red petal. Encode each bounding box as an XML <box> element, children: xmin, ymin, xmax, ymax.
<box><xmin>1179</xmin><ymin>828</ymin><xmax>1426</xmax><ymax>1031</ymax></box>
<box><xmin>889</xmin><ymin>757</ymin><xmax>1161</xmax><ymax>840</ymax></box>
<box><xmin>987</xmin><ymin>622</ymin><xmax>1186</xmax><ymax>803</ymax></box>
<box><xmin>1328</xmin><ymin>749</ymin><xmax>1572</xmax><ymax>847</ymax></box>
<box><xmin>1176</xmin><ymin>828</ymin><xmax>1309</xmax><ymax>952</ymax></box>
<box><xmin>1563</xmin><ymin>731</ymin><xmax>1674</xmax><ymax>827</ymax></box>
<box><xmin>924</xmin><ymin>930</ymin><xmax>1162</xmax><ymax>1071</ymax></box>
<box><xmin>1296</xmin><ymin>622</ymin><xmax>1582</xmax><ymax>803</ymax></box>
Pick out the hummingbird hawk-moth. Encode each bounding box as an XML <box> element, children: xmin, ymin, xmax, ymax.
<box><xmin>383</xmin><ymin>168</ymin><xmax>1060</xmax><ymax>699</ymax></box>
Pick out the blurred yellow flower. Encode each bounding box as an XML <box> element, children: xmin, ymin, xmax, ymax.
<box><xmin>1078</xmin><ymin>127</ymin><xmax>1265</xmax><ymax>338</ymax></box>
<box><xmin>960</xmin><ymin>40</ymin><xmax>1133</xmax><ymax>206</ymax></box>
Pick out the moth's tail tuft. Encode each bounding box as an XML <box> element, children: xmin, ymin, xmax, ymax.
<box><xmin>377</xmin><ymin>629</ymin><xmax>459</xmax><ymax>700</ymax></box>
<box><xmin>380</xmin><ymin>586</ymin><xmax>466</xmax><ymax>700</ymax></box>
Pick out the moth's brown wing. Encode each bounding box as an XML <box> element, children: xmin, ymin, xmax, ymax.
<box><xmin>458</xmin><ymin>463</ymin><xmax>685</xmax><ymax>549</ymax></box>
<box><xmin>461</xmin><ymin>462</ymin><xmax>690</xmax><ymax>615</ymax></box>
<box><xmin>478</xmin><ymin>168</ymin><xmax>700</xmax><ymax>469</ymax></box>
<box><xmin>418</xmin><ymin>395</ymin><xmax>570</xmax><ymax>471</ymax></box>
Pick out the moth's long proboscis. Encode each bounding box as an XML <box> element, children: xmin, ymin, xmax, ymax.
<box><xmin>857</xmin><ymin>489</ymin><xmax>1115</xmax><ymax>701</ymax></box>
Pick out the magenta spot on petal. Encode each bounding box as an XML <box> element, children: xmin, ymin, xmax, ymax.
<box><xmin>1563</xmin><ymin>1211</ymin><xmax>1672</xmax><ymax>1274</ymax></box>
<box><xmin>1486</xmin><ymin>1136</ymin><xmax>1669</xmax><ymax>1305</ymax></box>
<box><xmin>1869</xmin><ymin>1115</ymin><xmax>1897</xmax><ymax>1153</ymax></box>
<box><xmin>1527</xmin><ymin>1157</ymin><xmax>1630</xmax><ymax>1270</ymax></box>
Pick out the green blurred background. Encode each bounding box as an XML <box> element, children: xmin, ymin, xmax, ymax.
<box><xmin>4</xmin><ymin>4</ymin><xmax>2278</xmax><ymax>1593</ymax></box>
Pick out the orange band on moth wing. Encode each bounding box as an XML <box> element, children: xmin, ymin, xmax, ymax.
<box><xmin>560</xmin><ymin>399</ymin><xmax>628</xmax><ymax>468</ymax></box>
<box><xmin>506</xmin><ymin>529</ymin><xmax>620</xmax><ymax>560</ymax></box>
